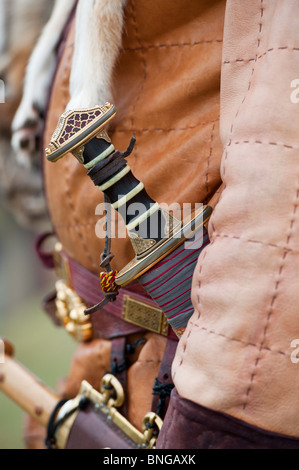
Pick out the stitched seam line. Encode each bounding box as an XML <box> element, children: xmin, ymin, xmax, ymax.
<box><xmin>189</xmin><ymin>323</ymin><xmax>288</xmax><ymax>358</ymax></box>
<box><xmin>123</xmin><ymin>39</ymin><xmax>223</xmax><ymax>51</ymax></box>
<box><xmin>211</xmin><ymin>231</ymin><xmax>298</xmax><ymax>254</ymax></box>
<box><xmin>224</xmin><ymin>0</ymin><xmax>263</xmax><ymax>410</ymax></box>
<box><xmin>205</xmin><ymin>122</ymin><xmax>216</xmax><ymax>196</ymax></box>
<box><xmin>207</xmin><ymin>1</ymin><xmax>265</xmax><ymax>408</ymax></box>
<box><xmin>54</xmin><ymin>221</ymin><xmax>97</xmax><ymax>229</ymax></box>
<box><xmin>114</xmin><ymin>118</ymin><xmax>220</xmax><ymax>134</ymax></box>
<box><xmin>210</xmin><ymin>2</ymin><xmax>264</xmax><ymax>228</ymax></box>
<box><xmin>223</xmin><ymin>45</ymin><xmax>299</xmax><ymax>64</ymax></box>
<box><xmin>129</xmin><ymin>0</ymin><xmax>147</xmax><ymax>170</ymax></box>
<box><xmin>243</xmin><ymin>177</ymin><xmax>299</xmax><ymax>409</ymax></box>
<box><xmin>232</xmin><ymin>140</ymin><xmax>295</xmax><ymax>150</ymax></box>
<box><xmin>220</xmin><ymin>1</ymin><xmax>264</xmax><ymax>183</ymax></box>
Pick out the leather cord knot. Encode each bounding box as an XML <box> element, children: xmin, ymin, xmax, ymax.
<box><xmin>87</xmin><ymin>136</ymin><xmax>136</xmax><ymax>187</ymax></box>
<box><xmin>152</xmin><ymin>378</ymin><xmax>175</xmax><ymax>418</ymax></box>
<box><xmin>84</xmin><ymin>137</ymin><xmax>136</xmax><ymax>317</ymax></box>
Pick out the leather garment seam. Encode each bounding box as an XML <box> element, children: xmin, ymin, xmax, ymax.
<box><xmin>123</xmin><ymin>39</ymin><xmax>223</xmax><ymax>51</ymax></box>
<box><xmin>128</xmin><ymin>0</ymin><xmax>147</xmax><ymax>171</ymax></box>
<box><xmin>113</xmin><ymin>117</ymin><xmax>220</xmax><ymax>134</ymax></box>
<box><xmin>211</xmin><ymin>231</ymin><xmax>298</xmax><ymax>255</ymax></box>
<box><xmin>231</xmin><ymin>140</ymin><xmax>295</xmax><ymax>150</ymax></box>
<box><xmin>223</xmin><ymin>45</ymin><xmax>299</xmax><ymax>64</ymax></box>
<box><xmin>188</xmin><ymin>322</ymin><xmax>289</xmax><ymax>358</ymax></box>
<box><xmin>54</xmin><ymin>221</ymin><xmax>98</xmax><ymax>229</ymax></box>
<box><xmin>205</xmin><ymin>122</ymin><xmax>216</xmax><ymax>197</ymax></box>
<box><xmin>243</xmin><ymin>176</ymin><xmax>299</xmax><ymax>409</ymax></box>
<box><xmin>173</xmin><ymin>1</ymin><xmax>266</xmax><ymax>399</ymax></box>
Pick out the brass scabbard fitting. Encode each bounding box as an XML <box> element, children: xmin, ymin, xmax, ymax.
<box><xmin>55</xmin><ymin>374</ymin><xmax>162</xmax><ymax>449</ymax></box>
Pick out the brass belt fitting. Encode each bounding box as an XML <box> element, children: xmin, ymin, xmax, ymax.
<box><xmin>55</xmin><ymin>279</ymin><xmax>93</xmax><ymax>342</ymax></box>
<box><xmin>80</xmin><ymin>374</ymin><xmax>163</xmax><ymax>449</ymax></box>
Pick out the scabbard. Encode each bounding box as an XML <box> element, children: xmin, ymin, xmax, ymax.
<box><xmin>65</xmin><ymin>405</ymin><xmax>136</xmax><ymax>449</ymax></box>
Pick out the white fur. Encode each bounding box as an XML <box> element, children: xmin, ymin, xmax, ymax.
<box><xmin>11</xmin><ymin>0</ymin><xmax>127</xmax><ymax>166</ymax></box>
<box><xmin>0</xmin><ymin>0</ymin><xmax>8</xmax><ymax>61</ymax></box>
<box><xmin>0</xmin><ymin>0</ymin><xmax>56</xmax><ymax>228</ymax></box>
<box><xmin>11</xmin><ymin>0</ymin><xmax>76</xmax><ymax>166</ymax></box>
<box><xmin>67</xmin><ymin>0</ymin><xmax>127</xmax><ymax>109</ymax></box>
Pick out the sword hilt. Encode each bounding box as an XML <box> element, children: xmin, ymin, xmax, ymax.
<box><xmin>46</xmin><ymin>103</ymin><xmax>211</xmax><ymax>286</ymax></box>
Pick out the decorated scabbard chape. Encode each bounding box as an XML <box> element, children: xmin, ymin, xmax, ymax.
<box><xmin>46</xmin><ymin>103</ymin><xmax>212</xmax><ymax>338</ymax></box>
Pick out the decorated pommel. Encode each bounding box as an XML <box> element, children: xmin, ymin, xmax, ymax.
<box><xmin>46</xmin><ymin>103</ymin><xmax>212</xmax><ymax>289</ymax></box>
<box><xmin>45</xmin><ymin>103</ymin><xmax>117</xmax><ymax>163</ymax></box>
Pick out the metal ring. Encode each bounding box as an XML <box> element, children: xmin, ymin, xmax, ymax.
<box><xmin>100</xmin><ymin>373</ymin><xmax>125</xmax><ymax>408</ymax></box>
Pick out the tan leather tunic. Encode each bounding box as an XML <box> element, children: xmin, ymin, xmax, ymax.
<box><xmin>43</xmin><ymin>0</ymin><xmax>225</xmax><ymax>275</ymax></box>
<box><xmin>173</xmin><ymin>0</ymin><xmax>299</xmax><ymax>438</ymax></box>
<box><xmin>44</xmin><ymin>0</ymin><xmax>299</xmax><ymax>440</ymax></box>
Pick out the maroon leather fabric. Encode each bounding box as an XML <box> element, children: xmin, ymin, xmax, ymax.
<box><xmin>66</xmin><ymin>405</ymin><xmax>136</xmax><ymax>449</ymax></box>
<box><xmin>151</xmin><ymin>338</ymin><xmax>177</xmax><ymax>420</ymax></box>
<box><xmin>110</xmin><ymin>336</ymin><xmax>128</xmax><ymax>416</ymax></box>
<box><xmin>156</xmin><ymin>389</ymin><xmax>299</xmax><ymax>449</ymax></box>
<box><xmin>50</xmin><ymin>249</ymin><xmax>179</xmax><ymax>341</ymax></box>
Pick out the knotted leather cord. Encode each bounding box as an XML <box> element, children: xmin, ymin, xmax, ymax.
<box><xmin>84</xmin><ymin>137</ymin><xmax>136</xmax><ymax>317</ymax></box>
<box><xmin>126</xmin><ymin>337</ymin><xmax>147</xmax><ymax>354</ymax></box>
<box><xmin>84</xmin><ymin>193</ymin><xmax>117</xmax><ymax>315</ymax></box>
<box><xmin>110</xmin><ymin>338</ymin><xmax>147</xmax><ymax>378</ymax></box>
<box><xmin>110</xmin><ymin>357</ymin><xmax>129</xmax><ymax>375</ymax></box>
<box><xmin>45</xmin><ymin>396</ymin><xmax>90</xmax><ymax>449</ymax></box>
<box><xmin>152</xmin><ymin>379</ymin><xmax>175</xmax><ymax>418</ymax></box>
<box><xmin>87</xmin><ymin>136</ymin><xmax>136</xmax><ymax>187</ymax></box>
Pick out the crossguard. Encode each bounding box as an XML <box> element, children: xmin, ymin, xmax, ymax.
<box><xmin>46</xmin><ymin>103</ymin><xmax>211</xmax><ymax>286</ymax></box>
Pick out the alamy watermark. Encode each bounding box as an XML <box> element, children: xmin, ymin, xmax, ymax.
<box><xmin>0</xmin><ymin>339</ymin><xmax>4</xmax><ymax>364</ymax></box>
<box><xmin>290</xmin><ymin>79</ymin><xmax>299</xmax><ymax>103</ymax></box>
<box><xmin>95</xmin><ymin>201</ymin><xmax>204</xmax><ymax>248</ymax></box>
<box><xmin>290</xmin><ymin>339</ymin><xmax>299</xmax><ymax>363</ymax></box>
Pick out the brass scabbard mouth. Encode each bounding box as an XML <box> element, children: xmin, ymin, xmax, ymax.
<box><xmin>115</xmin><ymin>204</ymin><xmax>212</xmax><ymax>286</ymax></box>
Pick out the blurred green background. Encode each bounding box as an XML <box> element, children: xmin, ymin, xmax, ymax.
<box><xmin>0</xmin><ymin>0</ymin><xmax>77</xmax><ymax>450</ymax></box>
<box><xmin>0</xmin><ymin>204</ymin><xmax>76</xmax><ymax>449</ymax></box>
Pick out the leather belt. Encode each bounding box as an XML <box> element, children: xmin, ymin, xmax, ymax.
<box><xmin>53</xmin><ymin>242</ymin><xmax>178</xmax><ymax>342</ymax></box>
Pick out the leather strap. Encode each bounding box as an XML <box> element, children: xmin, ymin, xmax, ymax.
<box><xmin>36</xmin><ymin>234</ymin><xmax>179</xmax><ymax>341</ymax></box>
<box><xmin>151</xmin><ymin>338</ymin><xmax>177</xmax><ymax>419</ymax></box>
<box><xmin>66</xmin><ymin>404</ymin><xmax>136</xmax><ymax>449</ymax></box>
<box><xmin>110</xmin><ymin>337</ymin><xmax>128</xmax><ymax>417</ymax></box>
<box><xmin>68</xmin><ymin>256</ymin><xmax>178</xmax><ymax>341</ymax></box>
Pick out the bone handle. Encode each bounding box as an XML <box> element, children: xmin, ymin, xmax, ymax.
<box><xmin>0</xmin><ymin>340</ymin><xmax>58</xmax><ymax>427</ymax></box>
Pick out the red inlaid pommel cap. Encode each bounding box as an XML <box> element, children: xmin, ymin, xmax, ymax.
<box><xmin>45</xmin><ymin>103</ymin><xmax>117</xmax><ymax>163</ymax></box>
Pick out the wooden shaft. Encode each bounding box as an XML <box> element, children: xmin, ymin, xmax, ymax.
<box><xmin>0</xmin><ymin>354</ymin><xmax>59</xmax><ymax>427</ymax></box>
